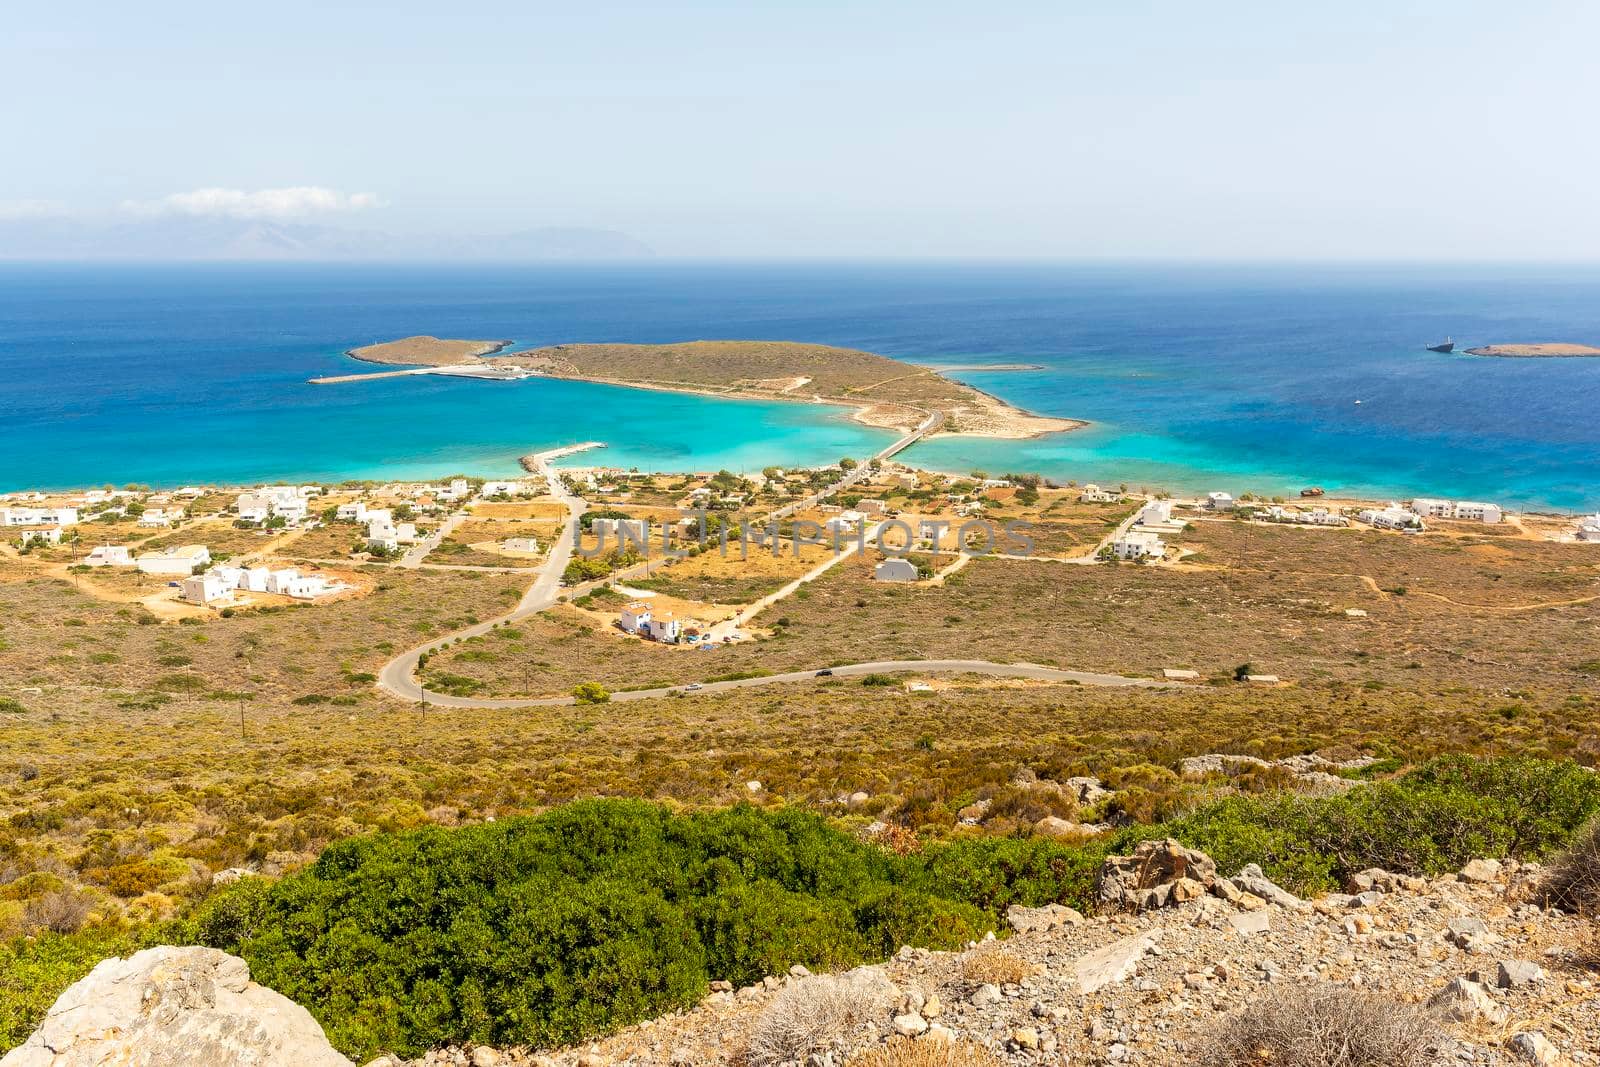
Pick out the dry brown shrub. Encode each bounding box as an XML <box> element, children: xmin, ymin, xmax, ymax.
<box><xmin>1203</xmin><ymin>983</ymin><xmax>1440</xmax><ymax>1067</ymax></box>
<box><xmin>1575</xmin><ymin>916</ymin><xmax>1600</xmax><ymax>973</ymax></box>
<box><xmin>959</xmin><ymin>946</ymin><xmax>1034</xmax><ymax>986</ymax></box>
<box><xmin>1540</xmin><ymin>816</ymin><xmax>1600</xmax><ymax>913</ymax></box>
<box><xmin>23</xmin><ymin>889</ymin><xmax>93</xmax><ymax>934</ymax></box>
<box><xmin>846</xmin><ymin>1035</ymin><xmax>1004</xmax><ymax>1067</ymax></box>
<box><xmin>747</xmin><ymin>970</ymin><xmax>898</xmax><ymax>1067</ymax></box>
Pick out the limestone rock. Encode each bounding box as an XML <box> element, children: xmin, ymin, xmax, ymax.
<box><xmin>1231</xmin><ymin>864</ymin><xmax>1308</xmax><ymax>911</ymax></box>
<box><xmin>1006</xmin><ymin>902</ymin><xmax>1085</xmax><ymax>934</ymax></box>
<box><xmin>1508</xmin><ymin>1030</ymin><xmax>1562</xmax><ymax>1065</ymax></box>
<box><xmin>1098</xmin><ymin>838</ymin><xmax>1218</xmax><ymax>912</ymax></box>
<box><xmin>0</xmin><ymin>946</ymin><xmax>352</xmax><ymax>1067</ymax></box>
<box><xmin>1428</xmin><ymin>976</ymin><xmax>1508</xmax><ymax>1025</ymax></box>
<box><xmin>1074</xmin><ymin>931</ymin><xmax>1159</xmax><ymax>994</ymax></box>
<box><xmin>1459</xmin><ymin>858</ymin><xmax>1503</xmax><ymax>884</ymax></box>
<box><xmin>1497</xmin><ymin>959</ymin><xmax>1546</xmax><ymax>989</ymax></box>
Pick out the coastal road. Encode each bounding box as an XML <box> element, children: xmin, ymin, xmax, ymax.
<box><xmin>377</xmin><ymin>447</ymin><xmax>588</xmax><ymax>703</ymax></box>
<box><xmin>394</xmin><ymin>658</ymin><xmax>1176</xmax><ymax>710</ymax></box>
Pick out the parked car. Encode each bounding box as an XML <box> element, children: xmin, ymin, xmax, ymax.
<box><xmin>815</xmin><ymin>668</ymin><xmax>833</xmax><ymax>677</ymax></box>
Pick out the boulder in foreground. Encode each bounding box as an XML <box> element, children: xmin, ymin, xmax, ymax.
<box><xmin>1</xmin><ymin>946</ymin><xmax>352</xmax><ymax>1067</ymax></box>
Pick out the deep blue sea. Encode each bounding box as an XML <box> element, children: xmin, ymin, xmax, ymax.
<box><xmin>2</xmin><ymin>262</ymin><xmax>1597</xmax><ymax>509</ymax></box>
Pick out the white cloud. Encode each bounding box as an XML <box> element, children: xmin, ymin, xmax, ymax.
<box><xmin>122</xmin><ymin>187</ymin><xmax>382</xmax><ymax>220</ymax></box>
<box><xmin>0</xmin><ymin>199</ymin><xmax>68</xmax><ymax>220</ymax></box>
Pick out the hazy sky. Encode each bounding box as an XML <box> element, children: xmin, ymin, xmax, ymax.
<box><xmin>5</xmin><ymin>1</ymin><xmax>1597</xmax><ymax>257</ymax></box>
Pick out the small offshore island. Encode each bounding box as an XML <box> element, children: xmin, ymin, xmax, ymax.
<box><xmin>1463</xmin><ymin>342</ymin><xmax>1600</xmax><ymax>358</ymax></box>
<box><xmin>323</xmin><ymin>336</ymin><xmax>1082</xmax><ymax>440</ymax></box>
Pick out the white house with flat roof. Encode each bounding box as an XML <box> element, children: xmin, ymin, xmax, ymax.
<box><xmin>619</xmin><ymin>601</ymin><xmax>651</xmax><ymax>634</ymax></box>
<box><xmin>20</xmin><ymin>528</ymin><xmax>62</xmax><ymax>547</ymax></box>
<box><xmin>136</xmin><ymin>545</ymin><xmax>211</xmax><ymax>576</ymax></box>
<box><xmin>1357</xmin><ymin>505</ymin><xmax>1424</xmax><ymax>532</ymax></box>
<box><xmin>1109</xmin><ymin>530</ymin><xmax>1166</xmax><ymax>560</ymax></box>
<box><xmin>642</xmin><ymin>611</ymin><xmax>681</xmax><ymax>644</ymax></box>
<box><xmin>138</xmin><ymin>508</ymin><xmax>182</xmax><ymax>528</ymax></box>
<box><xmin>1412</xmin><ymin>497</ymin><xmax>1502</xmax><ymax>524</ymax></box>
<box><xmin>182</xmin><ymin>572</ymin><xmax>234</xmax><ymax>605</ymax></box>
<box><xmin>1079</xmin><ymin>484</ymin><xmax>1122</xmax><ymax>504</ymax></box>
<box><xmin>479</xmin><ymin>480</ymin><xmax>531</xmax><ymax>498</ymax></box>
<box><xmin>1205</xmin><ymin>492</ymin><xmax>1234</xmax><ymax>511</ymax></box>
<box><xmin>83</xmin><ymin>545</ymin><xmax>134</xmax><ymax>567</ymax></box>
<box><xmin>336</xmin><ymin>501</ymin><xmax>369</xmax><ymax>522</ymax></box>
<box><xmin>1</xmin><ymin>507</ymin><xmax>79</xmax><ymax>527</ymax></box>
<box><xmin>1576</xmin><ymin>515</ymin><xmax>1600</xmax><ymax>542</ymax></box>
<box><xmin>502</xmin><ymin>537</ymin><xmax>540</xmax><ymax>553</ymax></box>
<box><xmin>591</xmin><ymin>517</ymin><xmax>649</xmax><ymax>545</ymax></box>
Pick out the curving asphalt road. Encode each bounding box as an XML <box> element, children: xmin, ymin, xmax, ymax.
<box><xmin>395</xmin><ymin>658</ymin><xmax>1174</xmax><ymax>709</ymax></box>
<box><xmin>377</xmin><ymin>449</ymin><xmax>587</xmax><ymax>703</ymax></box>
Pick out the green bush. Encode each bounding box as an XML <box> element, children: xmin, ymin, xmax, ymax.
<box><xmin>183</xmin><ymin>802</ymin><xmax>998</xmax><ymax>1059</ymax></box>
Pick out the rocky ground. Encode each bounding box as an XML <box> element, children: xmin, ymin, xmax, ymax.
<box><xmin>395</xmin><ymin>852</ymin><xmax>1598</xmax><ymax>1067</ymax></box>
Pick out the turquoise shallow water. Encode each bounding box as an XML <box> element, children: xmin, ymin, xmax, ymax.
<box><xmin>1</xmin><ymin>262</ymin><xmax>1597</xmax><ymax>508</ymax></box>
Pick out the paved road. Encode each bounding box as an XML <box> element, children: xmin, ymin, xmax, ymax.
<box><xmin>400</xmin><ymin>512</ymin><xmax>468</xmax><ymax>568</ymax></box>
<box><xmin>400</xmin><ymin>658</ymin><xmax>1175</xmax><ymax>710</ymax></box>
<box><xmin>377</xmin><ymin>450</ymin><xmax>587</xmax><ymax>702</ymax></box>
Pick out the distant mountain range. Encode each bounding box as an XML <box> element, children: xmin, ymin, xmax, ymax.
<box><xmin>0</xmin><ymin>217</ymin><xmax>653</xmax><ymax>260</ymax></box>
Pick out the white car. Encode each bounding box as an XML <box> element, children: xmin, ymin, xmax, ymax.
<box><xmin>683</xmin><ymin>682</ymin><xmax>703</xmax><ymax>691</ymax></box>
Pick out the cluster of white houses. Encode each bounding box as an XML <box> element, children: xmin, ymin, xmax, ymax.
<box><xmin>335</xmin><ymin>502</ymin><xmax>420</xmax><ymax>553</ymax></box>
<box><xmin>235</xmin><ymin>485</ymin><xmax>318</xmax><ymax>525</ymax></box>
<box><xmin>180</xmin><ymin>565</ymin><xmax>347</xmax><ymax>606</ymax></box>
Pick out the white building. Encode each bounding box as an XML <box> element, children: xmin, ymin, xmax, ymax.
<box><xmin>619</xmin><ymin>601</ymin><xmax>652</xmax><ymax>633</ymax></box>
<box><xmin>336</xmin><ymin>501</ymin><xmax>369</xmax><ymax>522</ymax></box>
<box><xmin>1109</xmin><ymin>530</ymin><xmax>1166</xmax><ymax>560</ymax></box>
<box><xmin>1079</xmin><ymin>484</ymin><xmax>1122</xmax><ymax>504</ymax></box>
<box><xmin>1135</xmin><ymin>500</ymin><xmax>1173</xmax><ymax>527</ymax></box>
<box><xmin>83</xmin><ymin>545</ymin><xmax>134</xmax><ymax>567</ymax></box>
<box><xmin>642</xmin><ymin>611</ymin><xmax>681</xmax><ymax>643</ymax></box>
<box><xmin>237</xmin><ymin>486</ymin><xmax>309</xmax><ymax>524</ymax></box>
<box><xmin>182</xmin><ymin>572</ymin><xmax>233</xmax><ymax>605</ymax></box>
<box><xmin>1205</xmin><ymin>492</ymin><xmax>1235</xmax><ymax>511</ymax></box>
<box><xmin>20</xmin><ymin>527</ymin><xmax>62</xmax><ymax>547</ymax></box>
<box><xmin>1453</xmin><ymin>501</ymin><xmax>1503</xmax><ymax>524</ymax></box>
<box><xmin>1357</xmin><ymin>505</ymin><xmax>1424</xmax><ymax>532</ymax></box>
<box><xmin>138</xmin><ymin>508</ymin><xmax>182</xmax><ymax>528</ymax></box>
<box><xmin>502</xmin><ymin>537</ymin><xmax>540</xmax><ymax>553</ymax></box>
<box><xmin>136</xmin><ymin>545</ymin><xmax>212</xmax><ymax>576</ymax></box>
<box><xmin>1</xmin><ymin>506</ymin><xmax>79</xmax><ymax>527</ymax></box>
<box><xmin>873</xmin><ymin>558</ymin><xmax>918</xmax><ymax>582</ymax></box>
<box><xmin>1412</xmin><ymin>497</ymin><xmax>1502</xmax><ymax>524</ymax></box>
<box><xmin>479</xmin><ymin>480</ymin><xmax>531</xmax><ymax>498</ymax></box>
<box><xmin>1576</xmin><ymin>515</ymin><xmax>1600</xmax><ymax>542</ymax></box>
<box><xmin>234</xmin><ymin>494</ymin><xmax>272</xmax><ymax>524</ymax></box>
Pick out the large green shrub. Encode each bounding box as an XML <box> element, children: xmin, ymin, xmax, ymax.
<box><xmin>183</xmin><ymin>802</ymin><xmax>995</xmax><ymax>1059</ymax></box>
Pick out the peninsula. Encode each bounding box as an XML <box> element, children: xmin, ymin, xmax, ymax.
<box><xmin>327</xmin><ymin>337</ymin><xmax>1083</xmax><ymax>439</ymax></box>
<box><xmin>1463</xmin><ymin>342</ymin><xmax>1600</xmax><ymax>358</ymax></box>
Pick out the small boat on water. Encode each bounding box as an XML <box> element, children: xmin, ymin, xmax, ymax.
<box><xmin>1426</xmin><ymin>337</ymin><xmax>1455</xmax><ymax>353</ymax></box>
<box><xmin>1300</xmin><ymin>487</ymin><xmax>1325</xmax><ymax>498</ymax></box>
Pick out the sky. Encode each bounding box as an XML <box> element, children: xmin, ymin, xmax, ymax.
<box><xmin>4</xmin><ymin>1</ymin><xmax>1598</xmax><ymax>258</ymax></box>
